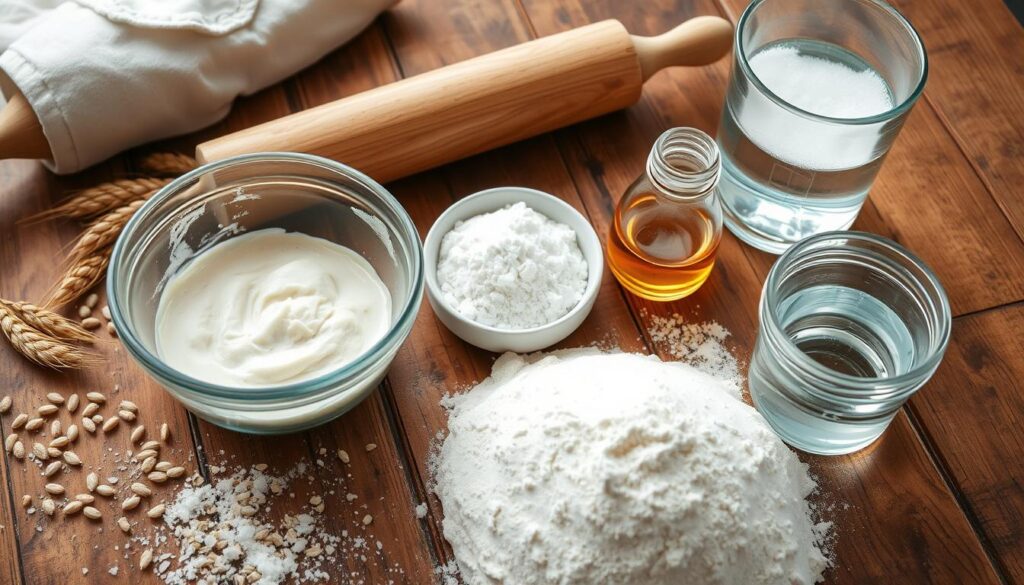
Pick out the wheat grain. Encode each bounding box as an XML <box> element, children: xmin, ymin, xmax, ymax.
<box><xmin>66</xmin><ymin>393</ymin><xmax>79</xmax><ymax>413</ymax></box>
<box><xmin>0</xmin><ymin>395</ymin><xmax>10</xmax><ymax>413</ymax></box>
<box><xmin>76</xmin><ymin>493</ymin><xmax>95</xmax><ymax>504</ymax></box>
<box><xmin>63</xmin><ymin>501</ymin><xmax>84</xmax><ymax>515</ymax></box>
<box><xmin>83</xmin><ymin>506</ymin><xmax>102</xmax><ymax>520</ymax></box>
<box><xmin>139</xmin><ymin>152</ymin><xmax>197</xmax><ymax>175</ymax></box>
<box><xmin>86</xmin><ymin>392</ymin><xmax>105</xmax><ymax>403</ymax></box>
<box><xmin>139</xmin><ymin>548</ymin><xmax>153</xmax><ymax>570</ymax></box>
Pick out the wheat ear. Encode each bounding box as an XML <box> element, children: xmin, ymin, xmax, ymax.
<box><xmin>0</xmin><ymin>300</ymin><xmax>94</xmax><ymax>343</ymax></box>
<box><xmin>0</xmin><ymin>302</ymin><xmax>97</xmax><ymax>368</ymax></box>
<box><xmin>25</xmin><ymin>178</ymin><xmax>169</xmax><ymax>223</ymax></box>
<box><xmin>67</xmin><ymin>199</ymin><xmax>144</xmax><ymax>264</ymax></box>
<box><xmin>139</xmin><ymin>152</ymin><xmax>197</xmax><ymax>175</ymax></box>
<box><xmin>45</xmin><ymin>253</ymin><xmax>110</xmax><ymax>309</ymax></box>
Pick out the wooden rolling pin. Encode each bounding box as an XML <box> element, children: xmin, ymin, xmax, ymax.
<box><xmin>0</xmin><ymin>17</ymin><xmax>732</xmax><ymax>179</ymax></box>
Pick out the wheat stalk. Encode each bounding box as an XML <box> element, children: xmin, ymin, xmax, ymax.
<box><xmin>0</xmin><ymin>302</ymin><xmax>97</xmax><ymax>368</ymax></box>
<box><xmin>0</xmin><ymin>300</ymin><xmax>94</xmax><ymax>342</ymax></box>
<box><xmin>139</xmin><ymin>152</ymin><xmax>197</xmax><ymax>175</ymax></box>
<box><xmin>25</xmin><ymin>178</ymin><xmax>170</xmax><ymax>223</ymax></box>
<box><xmin>67</xmin><ymin>199</ymin><xmax>144</xmax><ymax>264</ymax></box>
<box><xmin>45</xmin><ymin>253</ymin><xmax>110</xmax><ymax>309</ymax></box>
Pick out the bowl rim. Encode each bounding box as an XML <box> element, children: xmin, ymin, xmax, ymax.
<box><xmin>107</xmin><ymin>152</ymin><xmax>424</xmax><ymax>401</ymax></box>
<box><xmin>423</xmin><ymin>186</ymin><xmax>603</xmax><ymax>338</ymax></box>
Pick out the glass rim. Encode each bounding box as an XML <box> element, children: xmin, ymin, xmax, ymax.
<box><xmin>107</xmin><ymin>152</ymin><xmax>425</xmax><ymax>402</ymax></box>
<box><xmin>761</xmin><ymin>231</ymin><xmax>951</xmax><ymax>394</ymax></box>
<box><xmin>736</xmin><ymin>0</ymin><xmax>929</xmax><ymax>126</ymax></box>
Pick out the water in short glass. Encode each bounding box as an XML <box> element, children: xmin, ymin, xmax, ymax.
<box><xmin>749</xmin><ymin>232</ymin><xmax>951</xmax><ymax>455</ymax></box>
<box><xmin>717</xmin><ymin>0</ymin><xmax>927</xmax><ymax>253</ymax></box>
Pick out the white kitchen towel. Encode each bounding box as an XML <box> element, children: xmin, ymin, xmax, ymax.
<box><xmin>0</xmin><ymin>0</ymin><xmax>395</xmax><ymax>174</ymax></box>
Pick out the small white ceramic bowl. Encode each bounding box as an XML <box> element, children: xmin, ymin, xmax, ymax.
<box><xmin>424</xmin><ymin>186</ymin><xmax>603</xmax><ymax>353</ymax></box>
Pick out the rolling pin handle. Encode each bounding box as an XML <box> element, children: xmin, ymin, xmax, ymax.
<box><xmin>632</xmin><ymin>16</ymin><xmax>734</xmax><ymax>81</ymax></box>
<box><xmin>0</xmin><ymin>92</ymin><xmax>50</xmax><ymax>161</ymax></box>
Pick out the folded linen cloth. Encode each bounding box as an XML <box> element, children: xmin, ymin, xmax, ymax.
<box><xmin>0</xmin><ymin>0</ymin><xmax>394</xmax><ymax>174</ymax></box>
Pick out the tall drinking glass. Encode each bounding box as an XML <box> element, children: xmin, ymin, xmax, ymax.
<box><xmin>717</xmin><ymin>0</ymin><xmax>927</xmax><ymax>253</ymax></box>
<box><xmin>749</xmin><ymin>232</ymin><xmax>951</xmax><ymax>455</ymax></box>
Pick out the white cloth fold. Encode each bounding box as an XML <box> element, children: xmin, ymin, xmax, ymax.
<box><xmin>0</xmin><ymin>0</ymin><xmax>394</xmax><ymax>174</ymax></box>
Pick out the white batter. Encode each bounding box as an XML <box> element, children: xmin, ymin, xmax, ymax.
<box><xmin>155</xmin><ymin>228</ymin><xmax>391</xmax><ymax>387</ymax></box>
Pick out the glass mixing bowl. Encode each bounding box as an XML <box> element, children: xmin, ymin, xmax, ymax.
<box><xmin>108</xmin><ymin>153</ymin><xmax>423</xmax><ymax>434</ymax></box>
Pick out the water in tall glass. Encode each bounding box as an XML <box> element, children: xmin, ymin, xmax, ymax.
<box><xmin>718</xmin><ymin>39</ymin><xmax>897</xmax><ymax>253</ymax></box>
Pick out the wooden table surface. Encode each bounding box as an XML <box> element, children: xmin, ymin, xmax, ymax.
<box><xmin>1</xmin><ymin>0</ymin><xmax>1022</xmax><ymax>583</ymax></box>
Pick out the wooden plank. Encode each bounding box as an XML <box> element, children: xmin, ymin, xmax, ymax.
<box><xmin>888</xmin><ymin>0</ymin><xmax>1024</xmax><ymax>240</ymax></box>
<box><xmin>908</xmin><ymin>303</ymin><xmax>1024</xmax><ymax>582</ymax></box>
<box><xmin>519</xmin><ymin>0</ymin><xmax>1004</xmax><ymax>582</ymax></box>
<box><xmin>0</xmin><ymin>156</ymin><xmax>199</xmax><ymax>583</ymax></box>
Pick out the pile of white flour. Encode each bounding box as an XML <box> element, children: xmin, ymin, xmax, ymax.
<box><xmin>436</xmin><ymin>202</ymin><xmax>588</xmax><ymax>329</ymax></box>
<box><xmin>433</xmin><ymin>350</ymin><xmax>830</xmax><ymax>584</ymax></box>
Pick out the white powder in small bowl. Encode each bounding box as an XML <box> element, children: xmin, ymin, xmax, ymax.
<box><xmin>436</xmin><ymin>202</ymin><xmax>588</xmax><ymax>330</ymax></box>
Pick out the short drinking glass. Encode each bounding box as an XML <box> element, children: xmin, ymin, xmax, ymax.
<box><xmin>749</xmin><ymin>232</ymin><xmax>951</xmax><ymax>455</ymax></box>
<box><xmin>717</xmin><ymin>0</ymin><xmax>928</xmax><ymax>253</ymax></box>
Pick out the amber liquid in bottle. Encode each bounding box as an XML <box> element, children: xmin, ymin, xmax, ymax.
<box><xmin>608</xmin><ymin>191</ymin><xmax>721</xmax><ymax>301</ymax></box>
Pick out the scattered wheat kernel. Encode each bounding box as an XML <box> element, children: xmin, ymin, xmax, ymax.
<box><xmin>102</xmin><ymin>417</ymin><xmax>120</xmax><ymax>433</ymax></box>
<box><xmin>309</xmin><ymin>495</ymin><xmax>323</xmax><ymax>506</ymax></box>
<box><xmin>49</xmin><ymin>435</ymin><xmax>69</xmax><ymax>449</ymax></box>
<box><xmin>117</xmin><ymin>516</ymin><xmax>131</xmax><ymax>533</ymax></box>
<box><xmin>4</xmin><ymin>433</ymin><xmax>16</xmax><ymax>452</ymax></box>
<box><xmin>92</xmin><ymin>414</ymin><xmax>104</xmax><ymax>424</ymax></box>
<box><xmin>362</xmin><ymin>514</ymin><xmax>373</xmax><ymax>526</ymax></box>
<box><xmin>345</xmin><ymin>493</ymin><xmax>357</xmax><ymax>502</ymax></box>
<box><xmin>96</xmin><ymin>484</ymin><xmax>116</xmax><ymax>497</ymax></box>
<box><xmin>63</xmin><ymin>451</ymin><xmax>82</xmax><ymax>466</ymax></box>
<box><xmin>141</xmin><ymin>440</ymin><xmax>161</xmax><ymax>451</ymax></box>
<box><xmin>254</xmin><ymin>463</ymin><xmax>268</xmax><ymax>472</ymax></box>
<box><xmin>43</xmin><ymin>461</ymin><xmax>62</xmax><ymax>477</ymax></box>
<box><xmin>155</xmin><ymin>461</ymin><xmax>172</xmax><ymax>472</ymax></box>
<box><xmin>66</xmin><ymin>425</ymin><xmax>79</xmax><ymax>442</ymax></box>
<box><xmin>365</xmin><ymin>443</ymin><xmax>377</xmax><ymax>452</ymax></box>
<box><xmin>337</xmin><ymin>449</ymin><xmax>350</xmax><ymax>463</ymax></box>
<box><xmin>66</xmin><ymin>394</ymin><xmax>79</xmax><ymax>413</ymax></box>
<box><xmin>49</xmin><ymin>419</ymin><xmax>61</xmax><ymax>436</ymax></box>
<box><xmin>78</xmin><ymin>305</ymin><xmax>92</xmax><ymax>319</ymax></box>
<box><xmin>85</xmin><ymin>293</ymin><xmax>100</xmax><ymax>309</ymax></box>
<box><xmin>0</xmin><ymin>396</ymin><xmax>11</xmax><ymax>413</ymax></box>
<box><xmin>118</xmin><ymin>410</ymin><xmax>136</xmax><ymax>422</ymax></box>
<box><xmin>45</xmin><ymin>392</ymin><xmax>64</xmax><ymax>405</ymax></box>
<box><xmin>63</xmin><ymin>501</ymin><xmax>84</xmax><ymax>515</ymax></box>
<box><xmin>107</xmin><ymin>323</ymin><xmax>117</xmax><ymax>337</ymax></box>
<box><xmin>82</xmin><ymin>403</ymin><xmax>99</xmax><ymax>417</ymax></box>
<box><xmin>139</xmin><ymin>548</ymin><xmax>153</xmax><ymax>570</ymax></box>
<box><xmin>122</xmin><ymin>496</ymin><xmax>141</xmax><ymax>510</ymax></box>
<box><xmin>305</xmin><ymin>545</ymin><xmax>322</xmax><ymax>557</ymax></box>
<box><xmin>25</xmin><ymin>417</ymin><xmax>44</xmax><ymax>431</ymax></box>
<box><xmin>147</xmin><ymin>471</ymin><xmax>168</xmax><ymax>483</ymax></box>
<box><xmin>141</xmin><ymin>457</ymin><xmax>157</xmax><ymax>473</ymax></box>
<box><xmin>41</xmin><ymin>498</ymin><xmax>55</xmax><ymax>516</ymax></box>
<box><xmin>11</xmin><ymin>413</ymin><xmax>27</xmax><ymax>429</ymax></box>
<box><xmin>47</xmin><ymin>447</ymin><xmax>62</xmax><ymax>458</ymax></box>
<box><xmin>81</xmin><ymin>418</ymin><xmax>96</xmax><ymax>433</ymax></box>
<box><xmin>80</xmin><ymin>317</ymin><xmax>101</xmax><ymax>330</ymax></box>
<box><xmin>107</xmin><ymin>476</ymin><xmax>118</xmax><ymax>484</ymax></box>
<box><xmin>119</xmin><ymin>400</ymin><xmax>138</xmax><ymax>413</ymax></box>
<box><xmin>44</xmin><ymin>483</ymin><xmax>65</xmax><ymax>495</ymax></box>
<box><xmin>131</xmin><ymin>483</ymin><xmax>152</xmax><ymax>497</ymax></box>
<box><xmin>32</xmin><ymin>442</ymin><xmax>48</xmax><ymax>460</ymax></box>
<box><xmin>146</xmin><ymin>504</ymin><xmax>165</xmax><ymax>519</ymax></box>
<box><xmin>136</xmin><ymin>449</ymin><xmax>158</xmax><ymax>461</ymax></box>
<box><xmin>12</xmin><ymin>441</ymin><xmax>24</xmax><ymax>459</ymax></box>
<box><xmin>166</xmin><ymin>466</ymin><xmax>186</xmax><ymax>478</ymax></box>
<box><xmin>86</xmin><ymin>392</ymin><xmax>106</xmax><ymax>403</ymax></box>
<box><xmin>76</xmin><ymin>493</ymin><xmax>95</xmax><ymax>504</ymax></box>
<box><xmin>20</xmin><ymin>495</ymin><xmax>31</xmax><ymax>507</ymax></box>
<box><xmin>83</xmin><ymin>506</ymin><xmax>102</xmax><ymax>520</ymax></box>
<box><xmin>86</xmin><ymin>472</ymin><xmax>99</xmax><ymax>492</ymax></box>
<box><xmin>101</xmin><ymin>306</ymin><xmax>111</xmax><ymax>320</ymax></box>
<box><xmin>159</xmin><ymin>423</ymin><xmax>169</xmax><ymax>442</ymax></box>
<box><xmin>37</xmin><ymin>404</ymin><xmax>58</xmax><ymax>417</ymax></box>
<box><xmin>130</xmin><ymin>426</ymin><xmax>145</xmax><ymax>444</ymax></box>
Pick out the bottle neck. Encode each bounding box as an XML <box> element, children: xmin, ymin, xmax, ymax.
<box><xmin>646</xmin><ymin>127</ymin><xmax>721</xmax><ymax>201</ymax></box>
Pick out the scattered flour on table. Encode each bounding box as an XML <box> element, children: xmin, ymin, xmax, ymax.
<box><xmin>433</xmin><ymin>350</ymin><xmax>832</xmax><ymax>585</ymax></box>
<box><xmin>436</xmin><ymin>202</ymin><xmax>588</xmax><ymax>329</ymax></box>
<box><xmin>645</xmin><ymin>312</ymin><xmax>743</xmax><ymax>396</ymax></box>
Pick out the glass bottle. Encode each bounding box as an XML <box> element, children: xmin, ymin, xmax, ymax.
<box><xmin>607</xmin><ymin>127</ymin><xmax>724</xmax><ymax>301</ymax></box>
